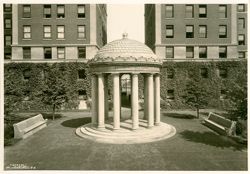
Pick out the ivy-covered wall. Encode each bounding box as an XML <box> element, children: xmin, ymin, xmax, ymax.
<box><xmin>4</xmin><ymin>60</ymin><xmax>247</xmax><ymax>112</ymax></box>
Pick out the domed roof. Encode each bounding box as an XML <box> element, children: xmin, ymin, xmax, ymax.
<box><xmin>89</xmin><ymin>34</ymin><xmax>161</xmax><ymax>64</ymax></box>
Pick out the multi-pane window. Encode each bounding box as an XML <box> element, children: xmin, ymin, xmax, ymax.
<box><xmin>4</xmin><ymin>4</ymin><xmax>12</xmax><ymax>12</ymax></box>
<box><xmin>78</xmin><ymin>5</ymin><xmax>85</xmax><ymax>18</ymax></box>
<box><xmin>166</xmin><ymin>46</ymin><xmax>174</xmax><ymax>58</ymax></box>
<box><xmin>78</xmin><ymin>25</ymin><xmax>86</xmax><ymax>39</ymax></box>
<box><xmin>43</xmin><ymin>5</ymin><xmax>51</xmax><ymax>18</ymax></box>
<box><xmin>5</xmin><ymin>35</ymin><xmax>11</xmax><ymax>46</ymax></box>
<box><xmin>199</xmin><ymin>5</ymin><xmax>207</xmax><ymax>18</ymax></box>
<box><xmin>200</xmin><ymin>68</ymin><xmax>208</xmax><ymax>78</ymax></box>
<box><xmin>186</xmin><ymin>25</ymin><xmax>194</xmax><ymax>38</ymax></box>
<box><xmin>199</xmin><ymin>46</ymin><xmax>207</xmax><ymax>58</ymax></box>
<box><xmin>219</xmin><ymin>5</ymin><xmax>227</xmax><ymax>18</ymax></box>
<box><xmin>219</xmin><ymin>25</ymin><xmax>227</xmax><ymax>38</ymax></box>
<box><xmin>167</xmin><ymin>69</ymin><xmax>174</xmax><ymax>79</ymax></box>
<box><xmin>78</xmin><ymin>90</ymin><xmax>87</xmax><ymax>100</ymax></box>
<box><xmin>57</xmin><ymin>26</ymin><xmax>65</xmax><ymax>39</ymax></box>
<box><xmin>23</xmin><ymin>26</ymin><xmax>31</xmax><ymax>39</ymax></box>
<box><xmin>23</xmin><ymin>47</ymin><xmax>31</xmax><ymax>59</ymax></box>
<box><xmin>219</xmin><ymin>68</ymin><xmax>227</xmax><ymax>78</ymax></box>
<box><xmin>57</xmin><ymin>5</ymin><xmax>65</xmax><ymax>18</ymax></box>
<box><xmin>238</xmin><ymin>52</ymin><xmax>245</xmax><ymax>58</ymax></box>
<box><xmin>44</xmin><ymin>47</ymin><xmax>52</xmax><ymax>59</ymax></box>
<box><xmin>186</xmin><ymin>46</ymin><xmax>194</xmax><ymax>58</ymax></box>
<box><xmin>78</xmin><ymin>47</ymin><xmax>86</xmax><ymax>59</ymax></box>
<box><xmin>238</xmin><ymin>18</ymin><xmax>245</xmax><ymax>29</ymax></box>
<box><xmin>23</xmin><ymin>5</ymin><xmax>31</xmax><ymax>18</ymax></box>
<box><xmin>43</xmin><ymin>25</ymin><xmax>51</xmax><ymax>39</ymax></box>
<box><xmin>238</xmin><ymin>34</ymin><xmax>245</xmax><ymax>45</ymax></box>
<box><xmin>166</xmin><ymin>25</ymin><xmax>174</xmax><ymax>38</ymax></box>
<box><xmin>238</xmin><ymin>4</ymin><xmax>245</xmax><ymax>12</ymax></box>
<box><xmin>220</xmin><ymin>90</ymin><xmax>227</xmax><ymax>100</ymax></box>
<box><xmin>57</xmin><ymin>47</ymin><xmax>65</xmax><ymax>59</ymax></box>
<box><xmin>165</xmin><ymin>5</ymin><xmax>174</xmax><ymax>18</ymax></box>
<box><xmin>4</xmin><ymin>19</ymin><xmax>11</xmax><ymax>29</ymax></box>
<box><xmin>167</xmin><ymin>90</ymin><xmax>174</xmax><ymax>100</ymax></box>
<box><xmin>185</xmin><ymin>5</ymin><xmax>194</xmax><ymax>18</ymax></box>
<box><xmin>78</xmin><ymin>69</ymin><xmax>86</xmax><ymax>79</ymax></box>
<box><xmin>199</xmin><ymin>25</ymin><xmax>207</xmax><ymax>38</ymax></box>
<box><xmin>219</xmin><ymin>46</ymin><xmax>227</xmax><ymax>58</ymax></box>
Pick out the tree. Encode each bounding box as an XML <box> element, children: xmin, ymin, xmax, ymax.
<box><xmin>181</xmin><ymin>79</ymin><xmax>210</xmax><ymax>118</ymax></box>
<box><xmin>41</xmin><ymin>65</ymin><xmax>70</xmax><ymax>120</ymax></box>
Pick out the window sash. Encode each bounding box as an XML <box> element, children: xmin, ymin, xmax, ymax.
<box><xmin>238</xmin><ymin>34</ymin><xmax>244</xmax><ymax>41</ymax></box>
<box><xmin>23</xmin><ymin>47</ymin><xmax>31</xmax><ymax>59</ymax></box>
<box><xmin>166</xmin><ymin>25</ymin><xmax>174</xmax><ymax>37</ymax></box>
<box><xmin>57</xmin><ymin>47</ymin><xmax>65</xmax><ymax>59</ymax></box>
<box><xmin>78</xmin><ymin>5</ymin><xmax>85</xmax><ymax>13</ymax></box>
<box><xmin>199</xmin><ymin>47</ymin><xmax>207</xmax><ymax>58</ymax></box>
<box><xmin>78</xmin><ymin>47</ymin><xmax>86</xmax><ymax>58</ymax></box>
<box><xmin>186</xmin><ymin>26</ymin><xmax>193</xmax><ymax>32</ymax></box>
<box><xmin>5</xmin><ymin>36</ymin><xmax>11</xmax><ymax>46</ymax></box>
<box><xmin>44</xmin><ymin>5</ymin><xmax>51</xmax><ymax>17</ymax></box>
<box><xmin>166</xmin><ymin>47</ymin><xmax>174</xmax><ymax>58</ymax></box>
<box><xmin>57</xmin><ymin>5</ymin><xmax>64</xmax><ymax>13</ymax></box>
<box><xmin>44</xmin><ymin>47</ymin><xmax>52</xmax><ymax>59</ymax></box>
<box><xmin>78</xmin><ymin>26</ymin><xmax>85</xmax><ymax>38</ymax></box>
<box><xmin>186</xmin><ymin>47</ymin><xmax>194</xmax><ymax>58</ymax></box>
<box><xmin>185</xmin><ymin>5</ymin><xmax>193</xmax><ymax>18</ymax></box>
<box><xmin>238</xmin><ymin>4</ymin><xmax>245</xmax><ymax>12</ymax></box>
<box><xmin>5</xmin><ymin>19</ymin><xmax>11</xmax><ymax>28</ymax></box>
<box><xmin>44</xmin><ymin>26</ymin><xmax>51</xmax><ymax>38</ymax></box>
<box><xmin>219</xmin><ymin>5</ymin><xmax>227</xmax><ymax>18</ymax></box>
<box><xmin>238</xmin><ymin>52</ymin><xmax>245</xmax><ymax>58</ymax></box>
<box><xmin>23</xmin><ymin>5</ymin><xmax>31</xmax><ymax>18</ymax></box>
<box><xmin>23</xmin><ymin>26</ymin><xmax>31</xmax><ymax>38</ymax></box>
<box><xmin>238</xmin><ymin>18</ymin><xmax>245</xmax><ymax>28</ymax></box>
<box><xmin>165</xmin><ymin>5</ymin><xmax>173</xmax><ymax>18</ymax></box>
<box><xmin>199</xmin><ymin>26</ymin><xmax>207</xmax><ymax>38</ymax></box>
<box><xmin>57</xmin><ymin>26</ymin><xmax>65</xmax><ymax>39</ymax></box>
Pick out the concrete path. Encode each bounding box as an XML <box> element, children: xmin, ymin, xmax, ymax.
<box><xmin>4</xmin><ymin>110</ymin><xmax>247</xmax><ymax>170</ymax></box>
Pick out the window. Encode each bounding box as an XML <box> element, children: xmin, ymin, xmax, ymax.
<box><xmin>4</xmin><ymin>19</ymin><xmax>11</xmax><ymax>29</ymax></box>
<box><xmin>166</xmin><ymin>46</ymin><xmax>174</xmax><ymax>58</ymax></box>
<box><xmin>185</xmin><ymin>5</ymin><xmax>194</xmax><ymax>18</ymax></box>
<box><xmin>238</xmin><ymin>52</ymin><xmax>245</xmax><ymax>58</ymax></box>
<box><xmin>78</xmin><ymin>69</ymin><xmax>86</xmax><ymax>79</ymax></box>
<box><xmin>220</xmin><ymin>90</ymin><xmax>227</xmax><ymax>100</ymax></box>
<box><xmin>200</xmin><ymin>68</ymin><xmax>208</xmax><ymax>78</ymax></box>
<box><xmin>219</xmin><ymin>46</ymin><xmax>227</xmax><ymax>58</ymax></box>
<box><xmin>23</xmin><ymin>69</ymin><xmax>31</xmax><ymax>80</ymax></box>
<box><xmin>165</xmin><ymin>5</ymin><xmax>174</xmax><ymax>18</ymax></box>
<box><xmin>167</xmin><ymin>90</ymin><xmax>174</xmax><ymax>100</ymax></box>
<box><xmin>5</xmin><ymin>35</ymin><xmax>11</xmax><ymax>46</ymax></box>
<box><xmin>78</xmin><ymin>90</ymin><xmax>87</xmax><ymax>100</ymax></box>
<box><xmin>44</xmin><ymin>47</ymin><xmax>52</xmax><ymax>59</ymax></box>
<box><xmin>238</xmin><ymin>18</ymin><xmax>245</xmax><ymax>29</ymax></box>
<box><xmin>4</xmin><ymin>4</ymin><xmax>12</xmax><ymax>12</ymax></box>
<box><xmin>219</xmin><ymin>25</ymin><xmax>227</xmax><ymax>38</ymax></box>
<box><xmin>43</xmin><ymin>25</ymin><xmax>51</xmax><ymax>39</ymax></box>
<box><xmin>238</xmin><ymin>4</ymin><xmax>245</xmax><ymax>12</ymax></box>
<box><xmin>23</xmin><ymin>47</ymin><xmax>31</xmax><ymax>59</ymax></box>
<box><xmin>199</xmin><ymin>5</ymin><xmax>207</xmax><ymax>18</ymax></box>
<box><xmin>78</xmin><ymin>47</ymin><xmax>86</xmax><ymax>59</ymax></box>
<box><xmin>199</xmin><ymin>25</ymin><xmax>207</xmax><ymax>38</ymax></box>
<box><xmin>219</xmin><ymin>5</ymin><xmax>227</xmax><ymax>18</ymax></box>
<box><xmin>57</xmin><ymin>26</ymin><xmax>65</xmax><ymax>39</ymax></box>
<box><xmin>186</xmin><ymin>25</ymin><xmax>194</xmax><ymax>38</ymax></box>
<box><xmin>78</xmin><ymin>5</ymin><xmax>85</xmax><ymax>18</ymax></box>
<box><xmin>167</xmin><ymin>69</ymin><xmax>174</xmax><ymax>79</ymax></box>
<box><xmin>166</xmin><ymin>25</ymin><xmax>174</xmax><ymax>38</ymax></box>
<box><xmin>186</xmin><ymin>46</ymin><xmax>194</xmax><ymax>58</ymax></box>
<box><xmin>218</xmin><ymin>68</ymin><xmax>227</xmax><ymax>78</ymax></box>
<box><xmin>5</xmin><ymin>52</ymin><xmax>11</xmax><ymax>59</ymax></box>
<box><xmin>57</xmin><ymin>47</ymin><xmax>65</xmax><ymax>59</ymax></box>
<box><xmin>43</xmin><ymin>5</ymin><xmax>51</xmax><ymax>18</ymax></box>
<box><xmin>23</xmin><ymin>5</ymin><xmax>31</xmax><ymax>18</ymax></box>
<box><xmin>57</xmin><ymin>5</ymin><xmax>65</xmax><ymax>18</ymax></box>
<box><xmin>23</xmin><ymin>26</ymin><xmax>31</xmax><ymax>39</ymax></box>
<box><xmin>238</xmin><ymin>34</ymin><xmax>245</xmax><ymax>45</ymax></box>
<box><xmin>78</xmin><ymin>25</ymin><xmax>86</xmax><ymax>39</ymax></box>
<box><xmin>199</xmin><ymin>47</ymin><xmax>207</xmax><ymax>58</ymax></box>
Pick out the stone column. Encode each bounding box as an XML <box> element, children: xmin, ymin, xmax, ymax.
<box><xmin>97</xmin><ymin>73</ymin><xmax>105</xmax><ymax>129</ymax></box>
<box><xmin>147</xmin><ymin>74</ymin><xmax>154</xmax><ymax>128</ymax></box>
<box><xmin>113</xmin><ymin>73</ymin><xmax>120</xmax><ymax>130</ymax></box>
<box><xmin>91</xmin><ymin>74</ymin><xmax>98</xmax><ymax>126</ymax></box>
<box><xmin>144</xmin><ymin>74</ymin><xmax>148</xmax><ymax>120</ymax></box>
<box><xmin>154</xmin><ymin>74</ymin><xmax>161</xmax><ymax>126</ymax></box>
<box><xmin>104</xmin><ymin>74</ymin><xmax>109</xmax><ymax>120</ymax></box>
<box><xmin>131</xmin><ymin>73</ymin><xmax>139</xmax><ymax>130</ymax></box>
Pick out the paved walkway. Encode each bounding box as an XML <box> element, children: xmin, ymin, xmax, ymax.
<box><xmin>4</xmin><ymin>110</ymin><xmax>247</xmax><ymax>170</ymax></box>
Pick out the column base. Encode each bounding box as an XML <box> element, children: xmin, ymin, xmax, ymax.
<box><xmin>155</xmin><ymin>122</ymin><xmax>161</xmax><ymax>126</ymax></box>
<box><xmin>97</xmin><ymin>125</ymin><xmax>105</xmax><ymax>130</ymax></box>
<box><xmin>147</xmin><ymin>125</ymin><xmax>154</xmax><ymax>129</ymax></box>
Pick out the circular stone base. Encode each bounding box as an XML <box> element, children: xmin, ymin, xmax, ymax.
<box><xmin>76</xmin><ymin>119</ymin><xmax>176</xmax><ymax>144</ymax></box>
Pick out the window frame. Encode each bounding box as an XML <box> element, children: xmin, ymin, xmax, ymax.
<box><xmin>219</xmin><ymin>25</ymin><xmax>227</xmax><ymax>38</ymax></box>
<box><xmin>238</xmin><ymin>34</ymin><xmax>245</xmax><ymax>45</ymax></box>
<box><xmin>23</xmin><ymin>5</ymin><xmax>31</xmax><ymax>18</ymax></box>
<box><xmin>57</xmin><ymin>47</ymin><xmax>65</xmax><ymax>59</ymax></box>
<box><xmin>57</xmin><ymin>5</ymin><xmax>65</xmax><ymax>18</ymax></box>
<box><xmin>238</xmin><ymin>18</ymin><xmax>245</xmax><ymax>29</ymax></box>
<box><xmin>78</xmin><ymin>25</ymin><xmax>86</xmax><ymax>39</ymax></box>
<box><xmin>186</xmin><ymin>25</ymin><xmax>194</xmax><ymax>38</ymax></box>
<box><xmin>186</xmin><ymin>46</ymin><xmax>194</xmax><ymax>58</ymax></box>
<box><xmin>43</xmin><ymin>5</ymin><xmax>51</xmax><ymax>18</ymax></box>
<box><xmin>5</xmin><ymin>35</ymin><xmax>12</xmax><ymax>46</ymax></box>
<box><xmin>238</xmin><ymin>4</ymin><xmax>245</xmax><ymax>12</ymax></box>
<box><xmin>238</xmin><ymin>51</ymin><xmax>245</xmax><ymax>58</ymax></box>
<box><xmin>199</xmin><ymin>46</ymin><xmax>207</xmax><ymax>58</ymax></box>
<box><xmin>23</xmin><ymin>25</ymin><xmax>31</xmax><ymax>39</ymax></box>
<box><xmin>78</xmin><ymin>69</ymin><xmax>86</xmax><ymax>79</ymax></box>
<box><xmin>165</xmin><ymin>5</ymin><xmax>174</xmax><ymax>18</ymax></box>
<box><xmin>43</xmin><ymin>25</ymin><xmax>52</xmax><ymax>39</ymax></box>
<box><xmin>4</xmin><ymin>4</ymin><xmax>12</xmax><ymax>12</ymax></box>
<box><xmin>185</xmin><ymin>5</ymin><xmax>194</xmax><ymax>18</ymax></box>
<box><xmin>44</xmin><ymin>47</ymin><xmax>52</xmax><ymax>59</ymax></box>
<box><xmin>219</xmin><ymin>46</ymin><xmax>227</xmax><ymax>58</ymax></box>
<box><xmin>199</xmin><ymin>5</ymin><xmax>207</xmax><ymax>18</ymax></box>
<box><xmin>218</xmin><ymin>68</ymin><xmax>228</xmax><ymax>78</ymax></box>
<box><xmin>219</xmin><ymin>5</ymin><xmax>227</xmax><ymax>18</ymax></box>
<box><xmin>199</xmin><ymin>25</ymin><xmax>207</xmax><ymax>38</ymax></box>
<box><xmin>23</xmin><ymin>47</ymin><xmax>31</xmax><ymax>59</ymax></box>
<box><xmin>78</xmin><ymin>47</ymin><xmax>86</xmax><ymax>59</ymax></box>
<box><xmin>167</xmin><ymin>90</ymin><xmax>175</xmax><ymax>100</ymax></box>
<box><xmin>166</xmin><ymin>25</ymin><xmax>174</xmax><ymax>38</ymax></box>
<box><xmin>4</xmin><ymin>18</ymin><xmax>11</xmax><ymax>29</ymax></box>
<box><xmin>57</xmin><ymin>25</ymin><xmax>65</xmax><ymax>39</ymax></box>
<box><xmin>78</xmin><ymin>5</ymin><xmax>85</xmax><ymax>18</ymax></box>
<box><xmin>166</xmin><ymin>46</ymin><xmax>174</xmax><ymax>58</ymax></box>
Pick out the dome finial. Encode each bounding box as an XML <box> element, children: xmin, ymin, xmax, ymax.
<box><xmin>122</xmin><ymin>32</ymin><xmax>128</xmax><ymax>39</ymax></box>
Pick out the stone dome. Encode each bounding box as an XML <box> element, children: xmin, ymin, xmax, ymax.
<box><xmin>89</xmin><ymin>34</ymin><xmax>161</xmax><ymax>65</ymax></box>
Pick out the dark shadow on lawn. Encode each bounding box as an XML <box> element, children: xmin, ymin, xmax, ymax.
<box><xmin>163</xmin><ymin>113</ymin><xmax>196</xmax><ymax>119</ymax></box>
<box><xmin>61</xmin><ymin>117</ymin><xmax>91</xmax><ymax>128</ymax></box>
<box><xmin>41</xmin><ymin>113</ymin><xmax>63</xmax><ymax>120</ymax></box>
<box><xmin>180</xmin><ymin>130</ymin><xmax>246</xmax><ymax>151</ymax></box>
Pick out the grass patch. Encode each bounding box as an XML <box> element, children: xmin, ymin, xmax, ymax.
<box><xmin>163</xmin><ymin>113</ymin><xmax>196</xmax><ymax>119</ymax></box>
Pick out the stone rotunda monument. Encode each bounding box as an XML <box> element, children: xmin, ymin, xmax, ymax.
<box><xmin>76</xmin><ymin>34</ymin><xmax>176</xmax><ymax>144</ymax></box>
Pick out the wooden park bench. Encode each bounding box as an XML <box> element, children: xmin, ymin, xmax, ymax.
<box><xmin>13</xmin><ymin>114</ymin><xmax>47</xmax><ymax>139</ymax></box>
<box><xmin>203</xmin><ymin>112</ymin><xmax>236</xmax><ymax>136</ymax></box>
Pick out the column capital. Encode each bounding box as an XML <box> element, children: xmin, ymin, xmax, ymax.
<box><xmin>112</xmin><ymin>72</ymin><xmax>120</xmax><ymax>77</ymax></box>
<box><xmin>144</xmin><ymin>73</ymin><xmax>154</xmax><ymax>77</ymax></box>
